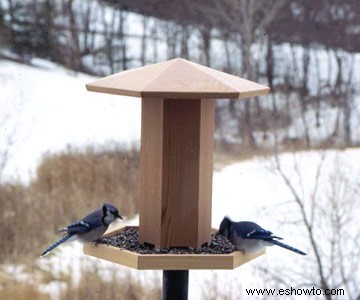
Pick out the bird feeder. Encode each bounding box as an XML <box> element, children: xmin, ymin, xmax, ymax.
<box><xmin>83</xmin><ymin>58</ymin><xmax>269</xmax><ymax>297</ymax></box>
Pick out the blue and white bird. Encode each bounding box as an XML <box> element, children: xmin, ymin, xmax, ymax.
<box><xmin>40</xmin><ymin>203</ymin><xmax>122</xmax><ymax>257</ymax></box>
<box><xmin>219</xmin><ymin>216</ymin><xmax>306</xmax><ymax>255</ymax></box>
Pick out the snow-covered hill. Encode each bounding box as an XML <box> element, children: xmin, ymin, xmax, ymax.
<box><xmin>2</xmin><ymin>58</ymin><xmax>360</xmax><ymax>184</ymax></box>
<box><xmin>0</xmin><ymin>59</ymin><xmax>141</xmax><ymax>183</ymax></box>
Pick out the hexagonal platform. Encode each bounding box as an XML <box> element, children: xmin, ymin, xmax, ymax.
<box><xmin>83</xmin><ymin>227</ymin><xmax>265</xmax><ymax>270</ymax></box>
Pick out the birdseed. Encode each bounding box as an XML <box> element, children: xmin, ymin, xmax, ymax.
<box><xmin>97</xmin><ymin>227</ymin><xmax>236</xmax><ymax>254</ymax></box>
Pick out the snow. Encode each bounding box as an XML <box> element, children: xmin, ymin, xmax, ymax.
<box><xmin>0</xmin><ymin>59</ymin><xmax>141</xmax><ymax>183</ymax></box>
<box><xmin>1</xmin><ymin>59</ymin><xmax>359</xmax><ymax>298</ymax></box>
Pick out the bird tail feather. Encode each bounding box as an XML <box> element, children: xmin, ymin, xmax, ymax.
<box><xmin>40</xmin><ymin>233</ymin><xmax>74</xmax><ymax>257</ymax></box>
<box><xmin>268</xmin><ymin>239</ymin><xmax>306</xmax><ymax>255</ymax></box>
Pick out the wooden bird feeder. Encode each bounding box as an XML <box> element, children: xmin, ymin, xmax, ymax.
<box><xmin>84</xmin><ymin>58</ymin><xmax>270</xmax><ymax>271</ymax></box>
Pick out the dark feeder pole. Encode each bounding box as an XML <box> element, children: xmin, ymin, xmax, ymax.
<box><xmin>163</xmin><ymin>270</ymin><xmax>189</xmax><ymax>300</ymax></box>
<box><xmin>85</xmin><ymin>58</ymin><xmax>270</xmax><ymax>299</ymax></box>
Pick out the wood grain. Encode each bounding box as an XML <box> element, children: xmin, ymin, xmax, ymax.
<box><xmin>139</xmin><ymin>98</ymin><xmax>213</xmax><ymax>248</ymax></box>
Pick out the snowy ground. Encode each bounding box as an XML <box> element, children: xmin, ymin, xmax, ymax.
<box><xmin>1</xmin><ymin>59</ymin><xmax>359</xmax><ymax>298</ymax></box>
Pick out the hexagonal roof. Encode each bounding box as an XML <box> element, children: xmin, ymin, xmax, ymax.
<box><xmin>86</xmin><ymin>58</ymin><xmax>270</xmax><ymax>99</ymax></box>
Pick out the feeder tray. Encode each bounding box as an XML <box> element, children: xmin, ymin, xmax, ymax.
<box><xmin>84</xmin><ymin>226</ymin><xmax>265</xmax><ymax>270</ymax></box>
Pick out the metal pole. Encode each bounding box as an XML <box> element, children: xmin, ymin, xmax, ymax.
<box><xmin>162</xmin><ymin>270</ymin><xmax>189</xmax><ymax>300</ymax></box>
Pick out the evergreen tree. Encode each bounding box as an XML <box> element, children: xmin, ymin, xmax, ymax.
<box><xmin>33</xmin><ymin>0</ymin><xmax>57</xmax><ymax>60</ymax></box>
<box><xmin>6</xmin><ymin>0</ymin><xmax>57</xmax><ymax>62</ymax></box>
<box><xmin>7</xmin><ymin>0</ymin><xmax>35</xmax><ymax>62</ymax></box>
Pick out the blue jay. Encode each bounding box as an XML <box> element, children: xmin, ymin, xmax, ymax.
<box><xmin>40</xmin><ymin>203</ymin><xmax>122</xmax><ymax>257</ymax></box>
<box><xmin>219</xmin><ymin>216</ymin><xmax>306</xmax><ymax>255</ymax></box>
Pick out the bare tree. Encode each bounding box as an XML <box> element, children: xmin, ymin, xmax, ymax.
<box><xmin>64</xmin><ymin>0</ymin><xmax>82</xmax><ymax>71</ymax></box>
<box><xmin>0</xmin><ymin>99</ymin><xmax>24</xmax><ymax>183</ymax></box>
<box><xmin>207</xmin><ymin>0</ymin><xmax>286</xmax><ymax>150</ymax></box>
<box><xmin>0</xmin><ymin>116</ymin><xmax>16</xmax><ymax>182</ymax></box>
<box><xmin>162</xmin><ymin>21</ymin><xmax>180</xmax><ymax>59</ymax></box>
<box><xmin>100</xmin><ymin>3</ymin><xmax>117</xmax><ymax>73</ymax></box>
<box><xmin>261</xmin><ymin>150</ymin><xmax>360</xmax><ymax>299</ymax></box>
<box><xmin>140</xmin><ymin>15</ymin><xmax>148</xmax><ymax>65</ymax></box>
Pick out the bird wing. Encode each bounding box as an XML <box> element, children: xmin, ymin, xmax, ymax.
<box><xmin>62</xmin><ymin>220</ymin><xmax>92</xmax><ymax>234</ymax></box>
<box><xmin>59</xmin><ymin>210</ymin><xmax>103</xmax><ymax>234</ymax></box>
<box><xmin>246</xmin><ymin>229</ymin><xmax>283</xmax><ymax>240</ymax></box>
<box><xmin>247</xmin><ymin>229</ymin><xmax>270</xmax><ymax>239</ymax></box>
<box><xmin>233</xmin><ymin>221</ymin><xmax>283</xmax><ymax>240</ymax></box>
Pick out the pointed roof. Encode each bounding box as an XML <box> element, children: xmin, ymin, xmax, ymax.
<box><xmin>86</xmin><ymin>58</ymin><xmax>270</xmax><ymax>99</ymax></box>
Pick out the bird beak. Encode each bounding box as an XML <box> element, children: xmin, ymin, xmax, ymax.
<box><xmin>117</xmin><ymin>213</ymin><xmax>123</xmax><ymax>220</ymax></box>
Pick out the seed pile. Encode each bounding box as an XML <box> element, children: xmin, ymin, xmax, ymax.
<box><xmin>97</xmin><ymin>227</ymin><xmax>236</xmax><ymax>254</ymax></box>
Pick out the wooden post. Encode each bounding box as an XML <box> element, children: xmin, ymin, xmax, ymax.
<box><xmin>140</xmin><ymin>98</ymin><xmax>214</xmax><ymax>248</ymax></box>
